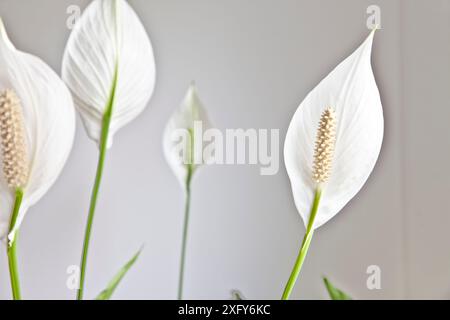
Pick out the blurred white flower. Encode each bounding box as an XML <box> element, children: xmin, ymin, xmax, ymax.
<box><xmin>163</xmin><ymin>83</ymin><xmax>212</xmax><ymax>299</ymax></box>
<box><xmin>163</xmin><ymin>83</ymin><xmax>211</xmax><ymax>189</ymax></box>
<box><xmin>62</xmin><ymin>0</ymin><xmax>155</xmax><ymax>148</ymax></box>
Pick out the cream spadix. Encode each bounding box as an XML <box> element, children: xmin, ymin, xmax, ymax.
<box><xmin>62</xmin><ymin>0</ymin><xmax>155</xmax><ymax>148</ymax></box>
<box><xmin>0</xmin><ymin>90</ymin><xmax>29</xmax><ymax>190</ymax></box>
<box><xmin>284</xmin><ymin>30</ymin><xmax>383</xmax><ymax>230</ymax></box>
<box><xmin>312</xmin><ymin>107</ymin><xmax>336</xmax><ymax>185</ymax></box>
<box><xmin>0</xmin><ymin>19</ymin><xmax>76</xmax><ymax>242</ymax></box>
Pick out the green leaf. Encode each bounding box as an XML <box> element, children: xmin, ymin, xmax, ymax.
<box><xmin>95</xmin><ymin>248</ymin><xmax>143</xmax><ymax>300</ymax></box>
<box><xmin>323</xmin><ymin>277</ymin><xmax>352</xmax><ymax>300</ymax></box>
<box><xmin>230</xmin><ymin>290</ymin><xmax>245</xmax><ymax>300</ymax></box>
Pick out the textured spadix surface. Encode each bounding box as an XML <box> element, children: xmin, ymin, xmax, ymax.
<box><xmin>62</xmin><ymin>0</ymin><xmax>155</xmax><ymax>148</ymax></box>
<box><xmin>0</xmin><ymin>19</ymin><xmax>75</xmax><ymax>242</ymax></box>
<box><xmin>284</xmin><ymin>30</ymin><xmax>384</xmax><ymax>230</ymax></box>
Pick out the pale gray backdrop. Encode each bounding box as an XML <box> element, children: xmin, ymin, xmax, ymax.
<box><xmin>0</xmin><ymin>0</ymin><xmax>447</xmax><ymax>300</ymax></box>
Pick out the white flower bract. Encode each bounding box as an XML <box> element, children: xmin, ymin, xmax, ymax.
<box><xmin>62</xmin><ymin>0</ymin><xmax>155</xmax><ymax>148</ymax></box>
<box><xmin>284</xmin><ymin>30</ymin><xmax>384</xmax><ymax>230</ymax></box>
<box><xmin>0</xmin><ymin>18</ymin><xmax>76</xmax><ymax>242</ymax></box>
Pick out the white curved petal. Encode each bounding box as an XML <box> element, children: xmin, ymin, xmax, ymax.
<box><xmin>284</xmin><ymin>30</ymin><xmax>383</xmax><ymax>230</ymax></box>
<box><xmin>163</xmin><ymin>84</ymin><xmax>211</xmax><ymax>188</ymax></box>
<box><xmin>62</xmin><ymin>0</ymin><xmax>155</xmax><ymax>148</ymax></box>
<box><xmin>0</xmin><ymin>19</ymin><xmax>76</xmax><ymax>241</ymax></box>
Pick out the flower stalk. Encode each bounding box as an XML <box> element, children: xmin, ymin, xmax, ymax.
<box><xmin>282</xmin><ymin>187</ymin><xmax>321</xmax><ymax>300</ymax></box>
<box><xmin>7</xmin><ymin>188</ymin><xmax>24</xmax><ymax>300</ymax></box>
<box><xmin>77</xmin><ymin>65</ymin><xmax>117</xmax><ymax>300</ymax></box>
<box><xmin>178</xmin><ymin>165</ymin><xmax>193</xmax><ymax>300</ymax></box>
<box><xmin>178</xmin><ymin>127</ymin><xmax>194</xmax><ymax>300</ymax></box>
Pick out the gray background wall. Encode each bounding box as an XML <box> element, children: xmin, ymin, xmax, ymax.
<box><xmin>0</xmin><ymin>0</ymin><xmax>446</xmax><ymax>299</ymax></box>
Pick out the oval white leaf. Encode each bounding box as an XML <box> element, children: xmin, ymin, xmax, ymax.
<box><xmin>0</xmin><ymin>19</ymin><xmax>76</xmax><ymax>241</ymax></box>
<box><xmin>284</xmin><ymin>30</ymin><xmax>384</xmax><ymax>230</ymax></box>
<box><xmin>62</xmin><ymin>0</ymin><xmax>155</xmax><ymax>148</ymax></box>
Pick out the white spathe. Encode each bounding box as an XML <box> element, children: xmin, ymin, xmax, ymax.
<box><xmin>62</xmin><ymin>0</ymin><xmax>155</xmax><ymax>148</ymax></box>
<box><xmin>163</xmin><ymin>84</ymin><xmax>211</xmax><ymax>189</ymax></box>
<box><xmin>0</xmin><ymin>19</ymin><xmax>76</xmax><ymax>242</ymax></box>
<box><xmin>284</xmin><ymin>30</ymin><xmax>384</xmax><ymax>230</ymax></box>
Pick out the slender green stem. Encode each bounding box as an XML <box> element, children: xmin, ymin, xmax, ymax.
<box><xmin>77</xmin><ymin>64</ymin><xmax>118</xmax><ymax>300</ymax></box>
<box><xmin>282</xmin><ymin>188</ymin><xmax>322</xmax><ymax>300</ymax></box>
<box><xmin>77</xmin><ymin>128</ymin><xmax>108</xmax><ymax>300</ymax></box>
<box><xmin>178</xmin><ymin>126</ymin><xmax>196</xmax><ymax>300</ymax></box>
<box><xmin>7</xmin><ymin>188</ymin><xmax>24</xmax><ymax>300</ymax></box>
<box><xmin>178</xmin><ymin>167</ymin><xmax>193</xmax><ymax>300</ymax></box>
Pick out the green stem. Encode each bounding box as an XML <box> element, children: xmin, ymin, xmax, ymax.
<box><xmin>281</xmin><ymin>188</ymin><xmax>322</xmax><ymax>300</ymax></box>
<box><xmin>7</xmin><ymin>188</ymin><xmax>24</xmax><ymax>300</ymax></box>
<box><xmin>178</xmin><ymin>167</ymin><xmax>193</xmax><ymax>300</ymax></box>
<box><xmin>77</xmin><ymin>65</ymin><xmax>117</xmax><ymax>300</ymax></box>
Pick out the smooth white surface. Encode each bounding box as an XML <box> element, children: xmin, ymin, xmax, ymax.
<box><xmin>0</xmin><ymin>0</ymin><xmax>445</xmax><ymax>299</ymax></box>
<box><xmin>62</xmin><ymin>0</ymin><xmax>156</xmax><ymax>148</ymax></box>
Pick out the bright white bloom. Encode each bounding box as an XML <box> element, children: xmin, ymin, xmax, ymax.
<box><xmin>0</xmin><ymin>19</ymin><xmax>76</xmax><ymax>241</ymax></box>
<box><xmin>284</xmin><ymin>30</ymin><xmax>384</xmax><ymax>229</ymax></box>
<box><xmin>163</xmin><ymin>83</ymin><xmax>211</xmax><ymax>188</ymax></box>
<box><xmin>62</xmin><ymin>0</ymin><xmax>155</xmax><ymax>148</ymax></box>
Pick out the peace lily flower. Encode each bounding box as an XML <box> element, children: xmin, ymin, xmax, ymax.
<box><xmin>62</xmin><ymin>0</ymin><xmax>155</xmax><ymax>299</ymax></box>
<box><xmin>0</xmin><ymin>18</ymin><xmax>75</xmax><ymax>299</ymax></box>
<box><xmin>163</xmin><ymin>83</ymin><xmax>212</xmax><ymax>299</ymax></box>
<box><xmin>282</xmin><ymin>29</ymin><xmax>383</xmax><ymax>299</ymax></box>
